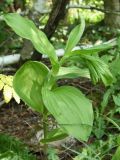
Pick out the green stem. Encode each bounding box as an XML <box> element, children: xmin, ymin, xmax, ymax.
<box><xmin>43</xmin><ymin>107</ymin><xmax>48</xmax><ymax>159</ymax></box>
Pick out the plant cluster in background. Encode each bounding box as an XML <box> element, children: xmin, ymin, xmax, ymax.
<box><xmin>68</xmin><ymin>0</ymin><xmax>104</xmax><ymax>24</ymax></box>
<box><xmin>0</xmin><ymin>133</ymin><xmax>36</xmax><ymax>160</ymax></box>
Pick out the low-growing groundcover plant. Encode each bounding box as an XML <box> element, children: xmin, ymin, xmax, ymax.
<box><xmin>0</xmin><ymin>133</ymin><xmax>36</xmax><ymax>160</ymax></box>
<box><xmin>2</xmin><ymin>13</ymin><xmax>116</xmax><ymax>158</ymax></box>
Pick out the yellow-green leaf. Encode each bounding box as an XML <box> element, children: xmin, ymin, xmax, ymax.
<box><xmin>0</xmin><ymin>80</ymin><xmax>4</xmax><ymax>91</ymax></box>
<box><xmin>0</xmin><ymin>75</ymin><xmax>7</xmax><ymax>84</ymax></box>
<box><xmin>3</xmin><ymin>85</ymin><xmax>13</xmax><ymax>103</ymax></box>
<box><xmin>5</xmin><ymin>76</ymin><xmax>13</xmax><ymax>87</ymax></box>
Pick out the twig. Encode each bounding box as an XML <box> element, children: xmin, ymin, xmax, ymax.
<box><xmin>67</xmin><ymin>5</ymin><xmax>120</xmax><ymax>15</ymax></box>
<box><xmin>0</xmin><ymin>67</ymin><xmax>16</xmax><ymax>72</ymax></box>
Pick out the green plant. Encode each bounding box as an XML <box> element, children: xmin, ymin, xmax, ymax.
<box><xmin>73</xmin><ymin>134</ymin><xmax>120</xmax><ymax>160</ymax></box>
<box><xmin>2</xmin><ymin>13</ymin><xmax>115</xmax><ymax>157</ymax></box>
<box><xmin>100</xmin><ymin>39</ymin><xmax>120</xmax><ymax>115</ymax></box>
<box><xmin>0</xmin><ymin>133</ymin><xmax>36</xmax><ymax>160</ymax></box>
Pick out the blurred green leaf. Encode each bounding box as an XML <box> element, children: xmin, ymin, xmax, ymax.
<box><xmin>57</xmin><ymin>66</ymin><xmax>90</xmax><ymax>79</ymax></box>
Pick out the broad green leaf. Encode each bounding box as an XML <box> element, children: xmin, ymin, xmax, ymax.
<box><xmin>42</xmin><ymin>86</ymin><xmax>93</xmax><ymax>141</ymax></box>
<box><xmin>112</xmin><ymin>146</ymin><xmax>120</xmax><ymax>160</ymax></box>
<box><xmin>65</xmin><ymin>16</ymin><xmax>85</xmax><ymax>55</ymax></box>
<box><xmin>13</xmin><ymin>61</ymin><xmax>49</xmax><ymax>113</ymax></box>
<box><xmin>3</xmin><ymin>13</ymin><xmax>58</xmax><ymax>65</ymax></box>
<box><xmin>41</xmin><ymin>128</ymin><xmax>68</xmax><ymax>143</ymax></box>
<box><xmin>3</xmin><ymin>85</ymin><xmax>13</xmax><ymax>103</ymax></box>
<box><xmin>70</xmin><ymin>38</ymin><xmax>117</xmax><ymax>56</ymax></box>
<box><xmin>57</xmin><ymin>66</ymin><xmax>90</xmax><ymax>79</ymax></box>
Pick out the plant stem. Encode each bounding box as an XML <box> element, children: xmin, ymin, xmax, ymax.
<box><xmin>43</xmin><ymin>107</ymin><xmax>48</xmax><ymax>159</ymax></box>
